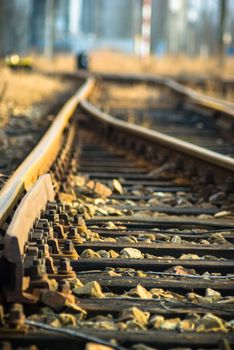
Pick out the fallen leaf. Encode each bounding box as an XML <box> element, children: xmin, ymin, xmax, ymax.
<box><xmin>205</xmin><ymin>288</ymin><xmax>221</xmax><ymax>302</ymax></box>
<box><xmin>85</xmin><ymin>342</ymin><xmax>114</xmax><ymax>350</ymax></box>
<box><xmin>164</xmin><ymin>265</ymin><xmax>196</xmax><ymax>275</ymax></box>
<box><xmin>119</xmin><ymin>307</ymin><xmax>149</xmax><ymax>326</ymax></box>
<box><xmin>104</xmin><ymin>221</ymin><xmax>118</xmax><ymax>229</ymax></box>
<box><xmin>120</xmin><ymin>248</ymin><xmax>143</xmax><ymax>259</ymax></box>
<box><xmin>196</xmin><ymin>313</ymin><xmax>228</xmax><ymax>333</ymax></box>
<box><xmin>87</xmin><ymin>181</ymin><xmax>112</xmax><ymax>197</ymax></box>
<box><xmin>179</xmin><ymin>319</ymin><xmax>195</xmax><ymax>331</ymax></box>
<box><xmin>73</xmin><ymin>281</ymin><xmax>104</xmax><ymax>298</ymax></box>
<box><xmin>128</xmin><ymin>285</ymin><xmax>152</xmax><ymax>299</ymax></box>
<box><xmin>80</xmin><ymin>249</ymin><xmax>101</xmax><ymax>259</ymax></box>
<box><xmin>214</xmin><ymin>211</ymin><xmax>231</xmax><ymax>218</ymax></box>
<box><xmin>112</xmin><ymin>179</ymin><xmax>123</xmax><ymax>194</ymax></box>
<box><xmin>59</xmin><ymin>313</ymin><xmax>77</xmax><ymax>326</ymax></box>
<box><xmin>151</xmin><ymin>315</ymin><xmax>165</xmax><ymax>329</ymax></box>
<box><xmin>160</xmin><ymin>318</ymin><xmax>180</xmax><ymax>330</ymax></box>
<box><xmin>109</xmin><ymin>249</ymin><xmax>119</xmax><ymax>258</ymax></box>
<box><xmin>179</xmin><ymin>254</ymin><xmax>199</xmax><ymax>260</ymax></box>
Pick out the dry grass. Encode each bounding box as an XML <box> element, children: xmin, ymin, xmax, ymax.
<box><xmin>1</xmin><ymin>50</ymin><xmax>233</xmax><ymax>118</ymax></box>
<box><xmin>89</xmin><ymin>50</ymin><xmax>234</xmax><ymax>78</ymax></box>
<box><xmin>32</xmin><ymin>54</ymin><xmax>76</xmax><ymax>73</ymax></box>
<box><xmin>0</xmin><ymin>64</ymin><xmax>72</xmax><ymax>126</ymax></box>
<box><xmin>0</xmin><ymin>67</ymin><xmax>70</xmax><ymax>108</ymax></box>
<box><xmin>28</xmin><ymin>50</ymin><xmax>234</xmax><ymax>78</ymax></box>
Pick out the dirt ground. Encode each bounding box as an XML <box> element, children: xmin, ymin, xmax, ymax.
<box><xmin>0</xmin><ymin>63</ymin><xmax>75</xmax><ymax>186</ymax></box>
<box><xmin>0</xmin><ymin>49</ymin><xmax>233</xmax><ymax>186</ymax></box>
<box><xmin>90</xmin><ymin>50</ymin><xmax>234</xmax><ymax>78</ymax></box>
<box><xmin>30</xmin><ymin>50</ymin><xmax>234</xmax><ymax>78</ymax></box>
<box><xmin>30</xmin><ymin>50</ymin><xmax>234</xmax><ymax>101</ymax></box>
<box><xmin>1</xmin><ymin>50</ymin><xmax>233</xmax><ymax>119</ymax></box>
<box><xmin>0</xmin><ymin>66</ymin><xmax>72</xmax><ymax>127</ymax></box>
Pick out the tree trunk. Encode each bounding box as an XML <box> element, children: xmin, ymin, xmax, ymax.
<box><xmin>218</xmin><ymin>0</ymin><xmax>226</xmax><ymax>69</ymax></box>
<box><xmin>44</xmin><ymin>0</ymin><xmax>55</xmax><ymax>59</ymax></box>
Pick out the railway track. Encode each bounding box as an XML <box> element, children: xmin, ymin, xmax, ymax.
<box><xmin>0</xmin><ymin>75</ymin><xmax>234</xmax><ymax>350</ymax></box>
<box><xmin>90</xmin><ymin>77</ymin><xmax>234</xmax><ymax>157</ymax></box>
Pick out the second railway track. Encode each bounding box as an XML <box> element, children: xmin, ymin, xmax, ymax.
<box><xmin>0</xmin><ymin>74</ymin><xmax>234</xmax><ymax>350</ymax></box>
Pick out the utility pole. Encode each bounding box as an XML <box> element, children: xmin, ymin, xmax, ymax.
<box><xmin>218</xmin><ymin>0</ymin><xmax>226</xmax><ymax>69</ymax></box>
<box><xmin>132</xmin><ymin>0</ymin><xmax>141</xmax><ymax>55</ymax></box>
<box><xmin>44</xmin><ymin>0</ymin><xmax>55</xmax><ymax>59</ymax></box>
<box><xmin>141</xmin><ymin>0</ymin><xmax>152</xmax><ymax>56</ymax></box>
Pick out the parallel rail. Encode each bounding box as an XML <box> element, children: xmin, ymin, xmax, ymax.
<box><xmin>95</xmin><ymin>72</ymin><xmax>234</xmax><ymax>119</ymax></box>
<box><xmin>43</xmin><ymin>70</ymin><xmax>234</xmax><ymax>119</ymax></box>
<box><xmin>0</xmin><ymin>73</ymin><xmax>234</xmax><ymax>349</ymax></box>
<box><xmin>81</xmin><ymin>100</ymin><xmax>234</xmax><ymax>177</ymax></box>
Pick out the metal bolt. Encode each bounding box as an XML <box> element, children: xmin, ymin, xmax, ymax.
<box><xmin>47</xmin><ymin>238</ymin><xmax>60</xmax><ymax>254</ymax></box>
<box><xmin>30</xmin><ymin>259</ymin><xmax>47</xmax><ymax>280</ymax></box>
<box><xmin>37</xmin><ymin>241</ymin><xmax>49</xmax><ymax>257</ymax></box>
<box><xmin>57</xmin><ymin>203</ymin><xmax>65</xmax><ymax>213</ymax></box>
<box><xmin>30</xmin><ymin>230</ymin><xmax>44</xmax><ymax>242</ymax></box>
<box><xmin>58</xmin><ymin>280</ymin><xmax>70</xmax><ymax>294</ymax></box>
<box><xmin>77</xmin><ymin>216</ymin><xmax>87</xmax><ymax>233</ymax></box>
<box><xmin>58</xmin><ymin>257</ymin><xmax>73</xmax><ymax>274</ymax></box>
<box><xmin>53</xmin><ymin>224</ymin><xmax>65</xmax><ymax>239</ymax></box>
<box><xmin>63</xmin><ymin>240</ymin><xmax>74</xmax><ymax>254</ymax></box>
<box><xmin>46</xmin><ymin>201</ymin><xmax>58</xmax><ymax>211</ymax></box>
<box><xmin>43</xmin><ymin>226</ymin><xmax>54</xmax><ymax>239</ymax></box>
<box><xmin>25</xmin><ymin>245</ymin><xmax>38</xmax><ymax>257</ymax></box>
<box><xmin>36</xmin><ymin>218</ymin><xmax>50</xmax><ymax>229</ymax></box>
<box><xmin>59</xmin><ymin>212</ymin><xmax>69</xmax><ymax>225</ymax></box>
<box><xmin>44</xmin><ymin>209</ymin><xmax>59</xmax><ymax>224</ymax></box>
<box><xmin>64</xmin><ymin>203</ymin><xmax>72</xmax><ymax>212</ymax></box>
<box><xmin>67</xmin><ymin>226</ymin><xmax>78</xmax><ymax>239</ymax></box>
<box><xmin>8</xmin><ymin>304</ymin><xmax>25</xmax><ymax>328</ymax></box>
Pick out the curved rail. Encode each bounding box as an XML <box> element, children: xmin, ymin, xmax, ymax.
<box><xmin>81</xmin><ymin>99</ymin><xmax>234</xmax><ymax>175</ymax></box>
<box><xmin>93</xmin><ymin>72</ymin><xmax>234</xmax><ymax>119</ymax></box>
<box><xmin>166</xmin><ymin>79</ymin><xmax>234</xmax><ymax>118</ymax></box>
<box><xmin>40</xmin><ymin>71</ymin><xmax>234</xmax><ymax>119</ymax></box>
<box><xmin>0</xmin><ymin>78</ymin><xmax>95</xmax><ymax>227</ymax></box>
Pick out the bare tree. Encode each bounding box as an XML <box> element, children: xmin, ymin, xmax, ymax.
<box><xmin>218</xmin><ymin>0</ymin><xmax>227</xmax><ymax>68</ymax></box>
<box><xmin>44</xmin><ymin>0</ymin><xmax>55</xmax><ymax>59</ymax></box>
<box><xmin>0</xmin><ymin>0</ymin><xmax>5</xmax><ymax>56</ymax></box>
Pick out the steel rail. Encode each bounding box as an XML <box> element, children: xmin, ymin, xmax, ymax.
<box><xmin>166</xmin><ymin>79</ymin><xmax>234</xmax><ymax>118</ymax></box>
<box><xmin>93</xmin><ymin>72</ymin><xmax>234</xmax><ymax>119</ymax></box>
<box><xmin>39</xmin><ymin>70</ymin><xmax>234</xmax><ymax>119</ymax></box>
<box><xmin>0</xmin><ymin>78</ymin><xmax>95</xmax><ymax>227</ymax></box>
<box><xmin>80</xmin><ymin>99</ymin><xmax>234</xmax><ymax>174</ymax></box>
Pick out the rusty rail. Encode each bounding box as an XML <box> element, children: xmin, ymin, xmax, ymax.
<box><xmin>0</xmin><ymin>75</ymin><xmax>234</xmax><ymax>347</ymax></box>
<box><xmin>80</xmin><ymin>99</ymin><xmax>234</xmax><ymax>177</ymax></box>
<box><xmin>38</xmin><ymin>70</ymin><xmax>234</xmax><ymax>119</ymax></box>
<box><xmin>166</xmin><ymin>79</ymin><xmax>234</xmax><ymax>118</ymax></box>
<box><xmin>93</xmin><ymin>72</ymin><xmax>234</xmax><ymax>119</ymax></box>
<box><xmin>3</xmin><ymin>174</ymin><xmax>54</xmax><ymax>302</ymax></box>
<box><xmin>0</xmin><ymin>78</ymin><xmax>95</xmax><ymax>227</ymax></box>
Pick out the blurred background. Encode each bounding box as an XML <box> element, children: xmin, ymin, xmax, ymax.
<box><xmin>0</xmin><ymin>0</ymin><xmax>233</xmax><ymax>75</ymax></box>
<box><xmin>0</xmin><ymin>0</ymin><xmax>234</xmax><ymax>178</ymax></box>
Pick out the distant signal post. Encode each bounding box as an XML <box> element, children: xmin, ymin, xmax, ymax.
<box><xmin>141</xmin><ymin>0</ymin><xmax>152</xmax><ymax>56</ymax></box>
